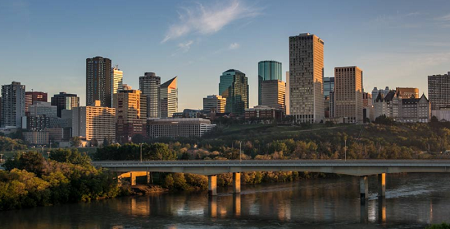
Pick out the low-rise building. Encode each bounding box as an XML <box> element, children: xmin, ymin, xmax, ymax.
<box><xmin>23</xmin><ymin>131</ymin><xmax>49</xmax><ymax>145</ymax></box>
<box><xmin>244</xmin><ymin>105</ymin><xmax>284</xmax><ymax>121</ymax></box>
<box><xmin>146</xmin><ymin>118</ymin><xmax>215</xmax><ymax>139</ymax></box>
<box><xmin>374</xmin><ymin>91</ymin><xmax>430</xmax><ymax>123</ymax></box>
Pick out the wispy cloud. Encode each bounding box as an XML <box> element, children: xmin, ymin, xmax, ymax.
<box><xmin>229</xmin><ymin>42</ymin><xmax>240</xmax><ymax>50</ymax></box>
<box><xmin>370</xmin><ymin>12</ymin><xmax>422</xmax><ymax>28</ymax></box>
<box><xmin>436</xmin><ymin>14</ymin><xmax>450</xmax><ymax>21</ymax></box>
<box><xmin>178</xmin><ymin>40</ymin><xmax>194</xmax><ymax>52</ymax></box>
<box><xmin>162</xmin><ymin>0</ymin><xmax>260</xmax><ymax>43</ymax></box>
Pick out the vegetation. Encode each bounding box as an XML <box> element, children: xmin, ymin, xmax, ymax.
<box><xmin>0</xmin><ymin>150</ymin><xmax>121</xmax><ymax>211</ymax></box>
<box><xmin>427</xmin><ymin>223</ymin><xmax>450</xmax><ymax>229</ymax></box>
<box><xmin>0</xmin><ymin>136</ymin><xmax>27</xmax><ymax>151</ymax></box>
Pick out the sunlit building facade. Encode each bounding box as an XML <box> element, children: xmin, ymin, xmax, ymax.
<box><xmin>160</xmin><ymin>77</ymin><xmax>178</xmax><ymax>118</ymax></box>
<box><xmin>25</xmin><ymin>91</ymin><xmax>47</xmax><ymax>113</ymax></box>
<box><xmin>261</xmin><ymin>80</ymin><xmax>285</xmax><ymax>111</ymax></box>
<box><xmin>72</xmin><ymin>100</ymin><xmax>116</xmax><ymax>141</ymax></box>
<box><xmin>289</xmin><ymin>33</ymin><xmax>324</xmax><ymax>123</ymax></box>
<box><xmin>203</xmin><ymin>95</ymin><xmax>226</xmax><ymax>113</ymax></box>
<box><xmin>334</xmin><ymin>66</ymin><xmax>363</xmax><ymax>123</ymax></box>
<box><xmin>111</xmin><ymin>65</ymin><xmax>124</xmax><ymax>105</ymax></box>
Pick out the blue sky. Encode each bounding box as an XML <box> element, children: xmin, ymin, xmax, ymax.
<box><xmin>1</xmin><ymin>0</ymin><xmax>450</xmax><ymax>110</ymax></box>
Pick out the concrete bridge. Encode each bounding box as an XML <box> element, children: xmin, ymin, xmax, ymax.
<box><xmin>92</xmin><ymin>160</ymin><xmax>450</xmax><ymax>199</ymax></box>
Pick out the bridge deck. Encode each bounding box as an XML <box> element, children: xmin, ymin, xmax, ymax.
<box><xmin>93</xmin><ymin>160</ymin><xmax>450</xmax><ymax>176</ymax></box>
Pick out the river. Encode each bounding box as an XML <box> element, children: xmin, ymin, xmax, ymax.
<box><xmin>2</xmin><ymin>173</ymin><xmax>450</xmax><ymax>228</ymax></box>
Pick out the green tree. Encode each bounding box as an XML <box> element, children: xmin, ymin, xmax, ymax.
<box><xmin>70</xmin><ymin>137</ymin><xmax>82</xmax><ymax>148</ymax></box>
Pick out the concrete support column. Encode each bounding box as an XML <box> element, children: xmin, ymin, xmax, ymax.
<box><xmin>233</xmin><ymin>172</ymin><xmax>241</xmax><ymax>194</ymax></box>
<box><xmin>130</xmin><ymin>172</ymin><xmax>137</xmax><ymax>186</ymax></box>
<box><xmin>146</xmin><ymin>172</ymin><xmax>151</xmax><ymax>184</ymax></box>
<box><xmin>208</xmin><ymin>175</ymin><xmax>217</xmax><ymax>196</ymax></box>
<box><xmin>378</xmin><ymin>173</ymin><xmax>386</xmax><ymax>197</ymax></box>
<box><xmin>360</xmin><ymin>176</ymin><xmax>368</xmax><ymax>201</ymax></box>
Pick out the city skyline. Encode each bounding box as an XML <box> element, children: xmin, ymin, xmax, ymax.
<box><xmin>1</xmin><ymin>0</ymin><xmax>450</xmax><ymax>111</ymax></box>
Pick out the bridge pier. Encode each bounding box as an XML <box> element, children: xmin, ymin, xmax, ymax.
<box><xmin>233</xmin><ymin>172</ymin><xmax>241</xmax><ymax>194</ymax></box>
<box><xmin>146</xmin><ymin>172</ymin><xmax>151</xmax><ymax>184</ymax></box>
<box><xmin>130</xmin><ymin>172</ymin><xmax>137</xmax><ymax>186</ymax></box>
<box><xmin>208</xmin><ymin>175</ymin><xmax>217</xmax><ymax>196</ymax></box>
<box><xmin>378</xmin><ymin>173</ymin><xmax>386</xmax><ymax>197</ymax></box>
<box><xmin>360</xmin><ymin>176</ymin><xmax>368</xmax><ymax>202</ymax></box>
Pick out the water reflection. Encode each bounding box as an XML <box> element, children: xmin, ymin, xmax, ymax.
<box><xmin>2</xmin><ymin>173</ymin><xmax>450</xmax><ymax>228</ymax></box>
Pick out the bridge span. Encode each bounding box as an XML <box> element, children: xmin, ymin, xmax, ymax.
<box><xmin>92</xmin><ymin>160</ymin><xmax>450</xmax><ymax>198</ymax></box>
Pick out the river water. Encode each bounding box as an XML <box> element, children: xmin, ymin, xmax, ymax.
<box><xmin>2</xmin><ymin>173</ymin><xmax>450</xmax><ymax>229</ymax></box>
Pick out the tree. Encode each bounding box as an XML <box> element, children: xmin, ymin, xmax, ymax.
<box><xmin>4</xmin><ymin>152</ymin><xmax>45</xmax><ymax>176</ymax></box>
<box><xmin>70</xmin><ymin>137</ymin><xmax>82</xmax><ymax>148</ymax></box>
<box><xmin>90</xmin><ymin>138</ymin><xmax>98</xmax><ymax>147</ymax></box>
<box><xmin>49</xmin><ymin>149</ymin><xmax>91</xmax><ymax>166</ymax></box>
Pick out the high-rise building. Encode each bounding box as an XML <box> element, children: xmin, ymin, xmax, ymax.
<box><xmin>111</xmin><ymin>65</ymin><xmax>123</xmax><ymax>105</ymax></box>
<box><xmin>285</xmin><ymin>72</ymin><xmax>290</xmax><ymax>115</ymax></box>
<box><xmin>72</xmin><ymin>100</ymin><xmax>116</xmax><ymax>142</ymax></box>
<box><xmin>258</xmin><ymin>61</ymin><xmax>282</xmax><ymax>105</ymax></box>
<box><xmin>139</xmin><ymin>72</ymin><xmax>161</xmax><ymax>118</ymax></box>
<box><xmin>1</xmin><ymin>82</ymin><xmax>26</xmax><ymax>128</ymax></box>
<box><xmin>25</xmin><ymin>91</ymin><xmax>47</xmax><ymax>113</ymax></box>
<box><xmin>261</xmin><ymin>80</ymin><xmax>285</xmax><ymax>111</ymax></box>
<box><xmin>160</xmin><ymin>76</ymin><xmax>178</xmax><ymax>118</ymax></box>
<box><xmin>86</xmin><ymin>56</ymin><xmax>112</xmax><ymax>107</ymax></box>
<box><xmin>289</xmin><ymin>33</ymin><xmax>324</xmax><ymax>123</ymax></box>
<box><xmin>323</xmin><ymin>77</ymin><xmax>334</xmax><ymax>118</ymax></box>
<box><xmin>396</xmin><ymin>87</ymin><xmax>419</xmax><ymax>99</ymax></box>
<box><xmin>334</xmin><ymin>66</ymin><xmax>363</xmax><ymax>123</ymax></box>
<box><xmin>428</xmin><ymin>72</ymin><xmax>450</xmax><ymax>110</ymax></box>
<box><xmin>113</xmin><ymin>87</ymin><xmax>147</xmax><ymax>143</ymax></box>
<box><xmin>51</xmin><ymin>92</ymin><xmax>80</xmax><ymax>118</ymax></box>
<box><xmin>203</xmin><ymin>95</ymin><xmax>227</xmax><ymax>113</ymax></box>
<box><xmin>363</xmin><ymin>92</ymin><xmax>374</xmax><ymax>122</ymax></box>
<box><xmin>219</xmin><ymin>69</ymin><xmax>249</xmax><ymax>116</ymax></box>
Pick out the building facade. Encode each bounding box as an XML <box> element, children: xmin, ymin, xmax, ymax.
<box><xmin>323</xmin><ymin>77</ymin><xmax>334</xmax><ymax>118</ymax></box>
<box><xmin>1</xmin><ymin>82</ymin><xmax>26</xmax><ymax>128</ymax></box>
<box><xmin>25</xmin><ymin>91</ymin><xmax>47</xmax><ymax>113</ymax></box>
<box><xmin>23</xmin><ymin>131</ymin><xmax>49</xmax><ymax>145</ymax></box>
<box><xmin>160</xmin><ymin>76</ymin><xmax>178</xmax><ymax>118</ymax></box>
<box><xmin>203</xmin><ymin>95</ymin><xmax>226</xmax><ymax>113</ymax></box>
<box><xmin>72</xmin><ymin>101</ymin><xmax>116</xmax><ymax>141</ymax></box>
<box><xmin>285</xmin><ymin>71</ymin><xmax>290</xmax><ymax>115</ymax></box>
<box><xmin>289</xmin><ymin>33</ymin><xmax>324</xmax><ymax>123</ymax></box>
<box><xmin>86</xmin><ymin>56</ymin><xmax>112</xmax><ymax>107</ymax></box>
<box><xmin>113</xmin><ymin>88</ymin><xmax>147</xmax><ymax>143</ymax></box>
<box><xmin>147</xmin><ymin>118</ymin><xmax>215</xmax><ymax>139</ymax></box>
<box><xmin>396</xmin><ymin>87</ymin><xmax>419</xmax><ymax>99</ymax></box>
<box><xmin>363</xmin><ymin>92</ymin><xmax>374</xmax><ymax>122</ymax></box>
<box><xmin>139</xmin><ymin>72</ymin><xmax>161</xmax><ymax>118</ymax></box>
<box><xmin>245</xmin><ymin>105</ymin><xmax>284</xmax><ymax>121</ymax></box>
<box><xmin>51</xmin><ymin>92</ymin><xmax>79</xmax><ymax>118</ymax></box>
<box><xmin>334</xmin><ymin>66</ymin><xmax>363</xmax><ymax>123</ymax></box>
<box><xmin>219</xmin><ymin>69</ymin><xmax>249</xmax><ymax>116</ymax></box>
<box><xmin>428</xmin><ymin>72</ymin><xmax>450</xmax><ymax>110</ymax></box>
<box><xmin>111</xmin><ymin>65</ymin><xmax>124</xmax><ymax>106</ymax></box>
<box><xmin>371</xmin><ymin>86</ymin><xmax>390</xmax><ymax>105</ymax></box>
<box><xmin>374</xmin><ymin>91</ymin><xmax>430</xmax><ymax>123</ymax></box>
<box><xmin>258</xmin><ymin>61</ymin><xmax>282</xmax><ymax>105</ymax></box>
<box><xmin>261</xmin><ymin>80</ymin><xmax>286</xmax><ymax>111</ymax></box>
<box><xmin>28</xmin><ymin>102</ymin><xmax>58</xmax><ymax>118</ymax></box>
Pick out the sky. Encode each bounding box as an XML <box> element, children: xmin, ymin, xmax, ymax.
<box><xmin>1</xmin><ymin>0</ymin><xmax>450</xmax><ymax>110</ymax></box>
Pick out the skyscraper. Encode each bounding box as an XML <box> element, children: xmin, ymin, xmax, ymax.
<box><xmin>51</xmin><ymin>92</ymin><xmax>80</xmax><ymax>118</ymax></box>
<box><xmin>160</xmin><ymin>76</ymin><xmax>178</xmax><ymax>118</ymax></box>
<box><xmin>429</xmin><ymin>72</ymin><xmax>450</xmax><ymax>110</ymax></box>
<box><xmin>219</xmin><ymin>69</ymin><xmax>249</xmax><ymax>116</ymax></box>
<box><xmin>258</xmin><ymin>61</ymin><xmax>282</xmax><ymax>105</ymax></box>
<box><xmin>111</xmin><ymin>65</ymin><xmax>123</xmax><ymax>105</ymax></box>
<box><xmin>1</xmin><ymin>82</ymin><xmax>26</xmax><ymax>128</ymax></box>
<box><xmin>323</xmin><ymin>77</ymin><xmax>334</xmax><ymax>118</ymax></box>
<box><xmin>289</xmin><ymin>33</ymin><xmax>324</xmax><ymax>123</ymax></box>
<box><xmin>86</xmin><ymin>56</ymin><xmax>112</xmax><ymax>107</ymax></box>
<box><xmin>203</xmin><ymin>95</ymin><xmax>227</xmax><ymax>113</ymax></box>
<box><xmin>25</xmin><ymin>91</ymin><xmax>47</xmax><ymax>113</ymax></box>
<box><xmin>334</xmin><ymin>66</ymin><xmax>363</xmax><ymax>123</ymax></box>
<box><xmin>139</xmin><ymin>72</ymin><xmax>161</xmax><ymax>118</ymax></box>
<box><xmin>261</xmin><ymin>80</ymin><xmax>286</xmax><ymax>111</ymax></box>
<box><xmin>285</xmin><ymin>71</ymin><xmax>290</xmax><ymax>115</ymax></box>
<box><xmin>113</xmin><ymin>87</ymin><xmax>147</xmax><ymax>143</ymax></box>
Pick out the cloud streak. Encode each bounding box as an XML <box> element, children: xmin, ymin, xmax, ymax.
<box><xmin>178</xmin><ymin>40</ymin><xmax>194</xmax><ymax>52</ymax></box>
<box><xmin>162</xmin><ymin>0</ymin><xmax>260</xmax><ymax>42</ymax></box>
<box><xmin>229</xmin><ymin>42</ymin><xmax>239</xmax><ymax>50</ymax></box>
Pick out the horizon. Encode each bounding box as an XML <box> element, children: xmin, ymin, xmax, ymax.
<box><xmin>1</xmin><ymin>0</ymin><xmax>450</xmax><ymax>110</ymax></box>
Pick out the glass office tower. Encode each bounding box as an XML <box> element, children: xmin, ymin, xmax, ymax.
<box><xmin>258</xmin><ymin>61</ymin><xmax>282</xmax><ymax>105</ymax></box>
